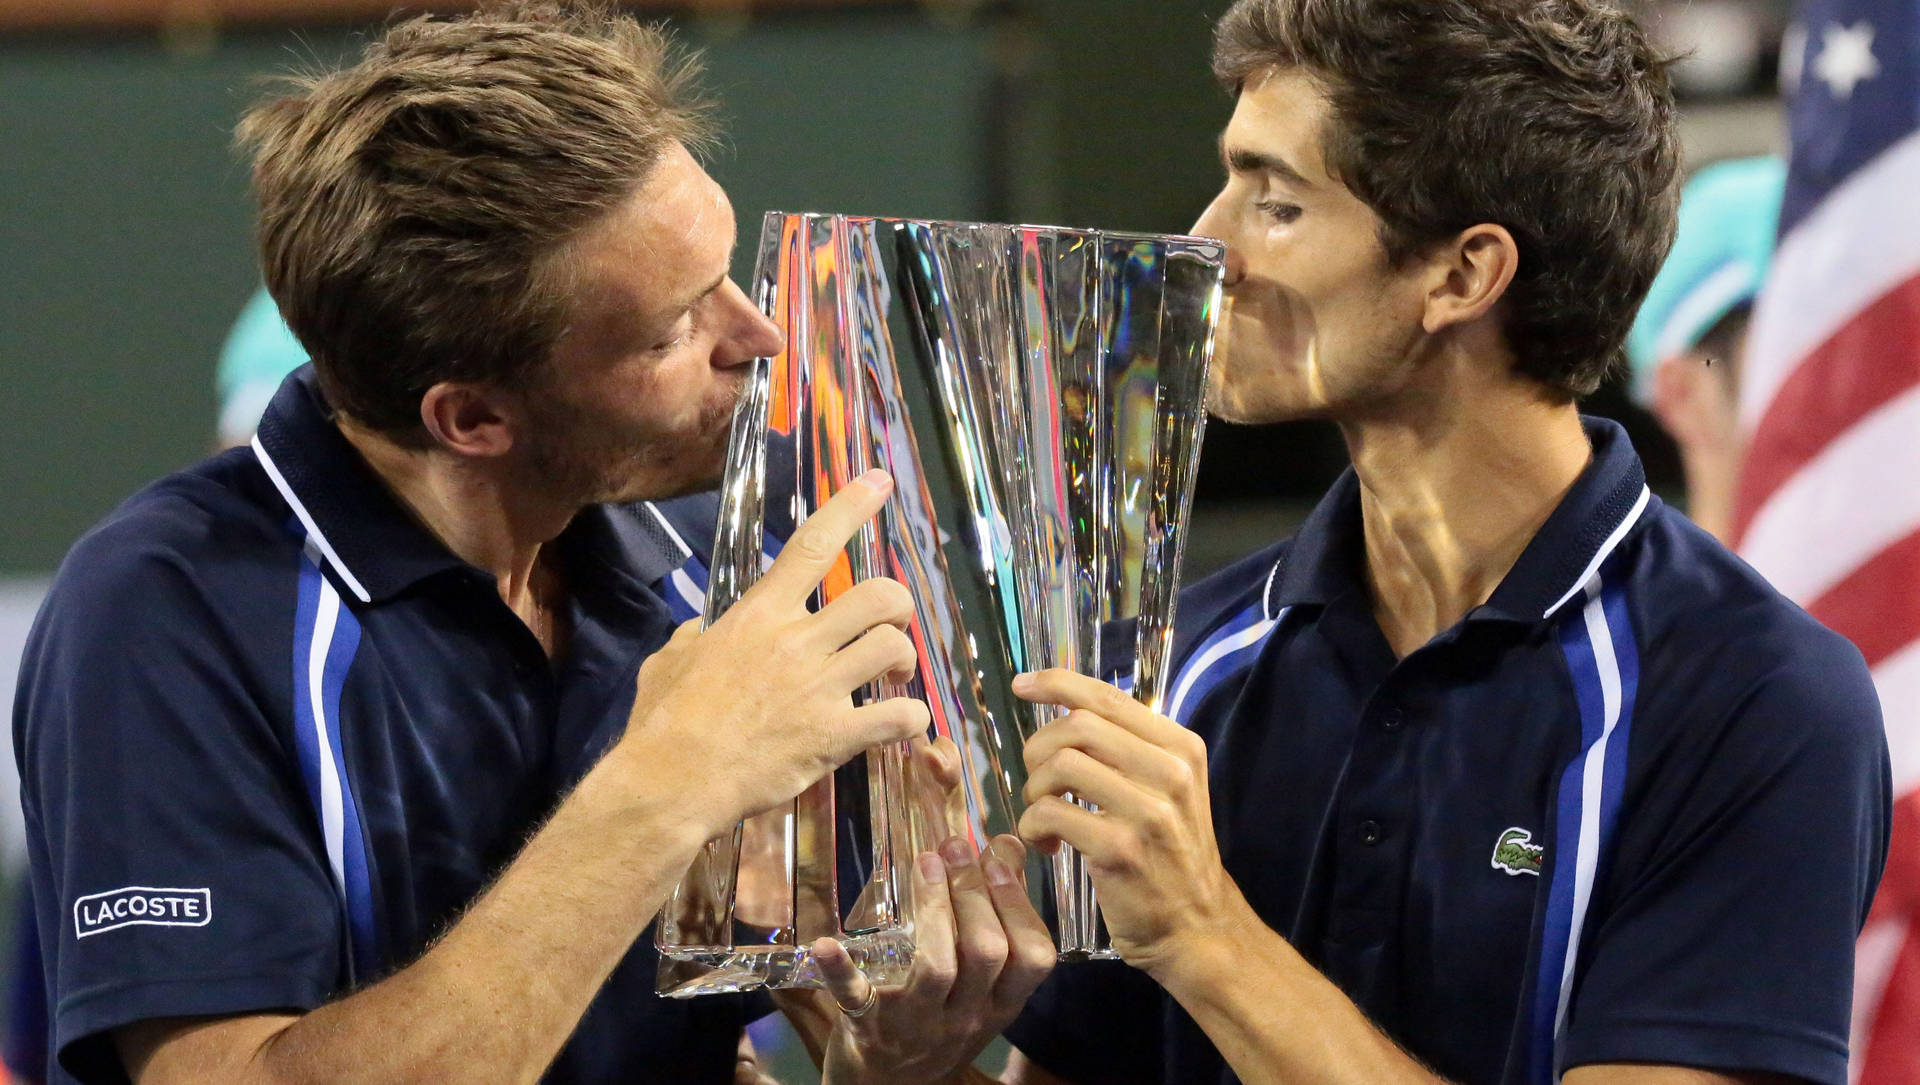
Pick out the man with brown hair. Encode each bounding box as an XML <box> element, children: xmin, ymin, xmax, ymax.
<box><xmin>12</xmin><ymin>3</ymin><xmax>1050</xmax><ymax>1082</ymax></box>
<box><xmin>977</xmin><ymin>1</ymin><xmax>1889</xmax><ymax>1083</ymax></box>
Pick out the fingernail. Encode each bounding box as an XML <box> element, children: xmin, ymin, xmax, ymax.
<box><xmin>917</xmin><ymin>851</ymin><xmax>946</xmax><ymax>884</ymax></box>
<box><xmin>856</xmin><ymin>468</ymin><xmax>892</xmax><ymax>492</ymax></box>
<box><xmin>983</xmin><ymin>855</ymin><xmax>1015</xmax><ymax>887</ymax></box>
<box><xmin>1011</xmin><ymin>673</ymin><xmax>1035</xmax><ymax>694</ymax></box>
<box><xmin>939</xmin><ymin>837</ymin><xmax>973</xmax><ymax>867</ymax></box>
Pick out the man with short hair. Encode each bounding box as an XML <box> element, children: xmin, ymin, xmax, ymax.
<box><xmin>13</xmin><ymin>4</ymin><xmax>1050</xmax><ymax>1082</ymax></box>
<box><xmin>977</xmin><ymin>2</ymin><xmax>1889</xmax><ymax>1083</ymax></box>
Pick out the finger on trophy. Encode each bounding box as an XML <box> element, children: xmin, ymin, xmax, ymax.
<box><xmin>938</xmin><ymin>836</ymin><xmax>1006</xmax><ymax>1008</ymax></box>
<box><xmin>753</xmin><ymin>468</ymin><xmax>894</xmax><ymax>606</ymax></box>
<box><xmin>985</xmin><ymin>833</ymin><xmax>1030</xmax><ymax>888</ymax></box>
<box><xmin>807</xmin><ymin>937</ymin><xmax>880</xmax><ymax>1031</ymax></box>
<box><xmin>912</xmin><ymin>733</ymin><xmax>963</xmax><ymax>790</ymax></box>
<box><xmin>905</xmin><ymin>733</ymin><xmax>970</xmax><ymax>845</ymax></box>
<box><xmin>982</xmin><ymin>834</ymin><xmax>1054</xmax><ymax>1003</ymax></box>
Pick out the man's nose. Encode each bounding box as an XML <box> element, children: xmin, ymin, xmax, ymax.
<box><xmin>1192</xmin><ymin>198</ymin><xmax>1246</xmax><ymax>287</ymax></box>
<box><xmin>713</xmin><ymin>279</ymin><xmax>783</xmax><ymax>369</ymax></box>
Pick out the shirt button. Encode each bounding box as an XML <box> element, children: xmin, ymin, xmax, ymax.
<box><xmin>1380</xmin><ymin>708</ymin><xmax>1405</xmax><ymax>732</ymax></box>
<box><xmin>1357</xmin><ymin>819</ymin><xmax>1384</xmax><ymax>846</ymax></box>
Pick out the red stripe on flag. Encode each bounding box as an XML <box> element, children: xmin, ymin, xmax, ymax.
<box><xmin>1875</xmin><ymin>793</ymin><xmax>1920</xmax><ymax>921</ymax></box>
<box><xmin>1805</xmin><ymin>528</ymin><xmax>1920</xmax><ymax>670</ymax></box>
<box><xmin>1859</xmin><ymin>794</ymin><xmax>1920</xmax><ymax>1085</ymax></box>
<box><xmin>1732</xmin><ymin>273</ymin><xmax>1920</xmax><ymax>547</ymax></box>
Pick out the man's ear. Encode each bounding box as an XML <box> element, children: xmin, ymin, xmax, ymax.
<box><xmin>419</xmin><ymin>381</ymin><xmax>516</xmax><ymax>459</ymax></box>
<box><xmin>1421</xmin><ymin>223</ymin><xmax>1519</xmax><ymax>335</ymax></box>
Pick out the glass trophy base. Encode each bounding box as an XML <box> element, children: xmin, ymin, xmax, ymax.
<box><xmin>657</xmin><ymin>929</ymin><xmax>918</xmax><ymax>999</ymax></box>
<box><xmin>1057</xmin><ymin>946</ymin><xmax>1122</xmax><ymax>963</ymax></box>
<box><xmin>659</xmin><ymin>935</ymin><xmax>1122</xmax><ymax>999</ymax></box>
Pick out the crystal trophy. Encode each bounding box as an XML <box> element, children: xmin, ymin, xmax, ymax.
<box><xmin>655</xmin><ymin>213</ymin><xmax>1223</xmax><ymax>996</ymax></box>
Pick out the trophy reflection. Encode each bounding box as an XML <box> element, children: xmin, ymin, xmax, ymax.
<box><xmin>656</xmin><ymin>213</ymin><xmax>1223</xmax><ymax>997</ymax></box>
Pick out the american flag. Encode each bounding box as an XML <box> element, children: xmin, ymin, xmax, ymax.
<box><xmin>1733</xmin><ymin>2</ymin><xmax>1920</xmax><ymax>1080</ymax></box>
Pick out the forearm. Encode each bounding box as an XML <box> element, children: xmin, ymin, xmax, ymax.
<box><xmin>1152</xmin><ymin>900</ymin><xmax>1450</xmax><ymax>1085</ymax></box>
<box><xmin>131</xmin><ymin>743</ymin><xmax>714</xmax><ymax>1084</ymax></box>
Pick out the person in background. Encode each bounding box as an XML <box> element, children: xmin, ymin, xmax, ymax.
<box><xmin>214</xmin><ymin>287</ymin><xmax>310</xmax><ymax>449</ymax></box>
<box><xmin>1624</xmin><ymin>156</ymin><xmax>1786</xmax><ymax>544</ymax></box>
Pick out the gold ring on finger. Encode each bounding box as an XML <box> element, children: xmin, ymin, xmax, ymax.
<box><xmin>838</xmin><ymin>983</ymin><xmax>880</xmax><ymax>1019</ymax></box>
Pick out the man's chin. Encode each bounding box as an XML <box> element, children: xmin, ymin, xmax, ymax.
<box><xmin>601</xmin><ymin>456</ymin><xmax>727</xmax><ymax>506</ymax></box>
<box><xmin>1208</xmin><ymin>362</ymin><xmax>1345</xmax><ymax>425</ymax></box>
<box><xmin>620</xmin><ymin>471</ymin><xmax>724</xmax><ymax>504</ymax></box>
<box><xmin>1208</xmin><ymin>386</ymin><xmax>1307</xmax><ymax>426</ymax></box>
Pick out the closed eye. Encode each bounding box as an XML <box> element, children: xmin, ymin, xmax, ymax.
<box><xmin>647</xmin><ymin>314</ymin><xmax>693</xmax><ymax>354</ymax></box>
<box><xmin>1255</xmin><ymin>200</ymin><xmax>1302</xmax><ymax>225</ymax></box>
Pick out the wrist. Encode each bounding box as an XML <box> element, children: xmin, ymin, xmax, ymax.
<box><xmin>1145</xmin><ymin>890</ymin><xmax>1273</xmax><ymax>999</ymax></box>
<box><xmin>582</xmin><ymin>736</ymin><xmax>724</xmax><ymax>861</ymax></box>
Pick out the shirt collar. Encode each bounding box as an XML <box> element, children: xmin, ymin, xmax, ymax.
<box><xmin>250</xmin><ymin>366</ymin><xmax>686</xmax><ymax>604</ymax></box>
<box><xmin>1265</xmin><ymin>416</ymin><xmax>1653</xmax><ymax>626</ymax></box>
<box><xmin>562</xmin><ymin>501</ymin><xmax>696</xmax><ymax>597</ymax></box>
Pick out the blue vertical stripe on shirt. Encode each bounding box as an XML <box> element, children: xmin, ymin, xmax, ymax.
<box><xmin>292</xmin><ymin>542</ymin><xmax>378</xmax><ymax>983</ymax></box>
<box><xmin>1534</xmin><ymin>574</ymin><xmax>1640</xmax><ymax>1083</ymax></box>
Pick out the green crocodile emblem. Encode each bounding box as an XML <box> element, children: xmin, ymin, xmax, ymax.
<box><xmin>1491</xmin><ymin>827</ymin><xmax>1544</xmax><ymax>876</ymax></box>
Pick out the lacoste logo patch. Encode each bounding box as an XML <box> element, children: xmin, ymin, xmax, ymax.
<box><xmin>1490</xmin><ymin>827</ymin><xmax>1544</xmax><ymax>877</ymax></box>
<box><xmin>73</xmin><ymin>887</ymin><xmax>211</xmax><ymax>938</ymax></box>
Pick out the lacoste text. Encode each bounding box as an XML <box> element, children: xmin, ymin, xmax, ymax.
<box><xmin>74</xmin><ymin>887</ymin><xmax>212</xmax><ymax>938</ymax></box>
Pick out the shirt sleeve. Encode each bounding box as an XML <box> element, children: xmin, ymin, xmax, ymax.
<box><xmin>1003</xmin><ymin>958</ymin><xmax>1166</xmax><ymax>1084</ymax></box>
<box><xmin>1558</xmin><ymin>626</ymin><xmax>1891</xmax><ymax>1085</ymax></box>
<box><xmin>15</xmin><ymin>519</ymin><xmax>347</xmax><ymax>1083</ymax></box>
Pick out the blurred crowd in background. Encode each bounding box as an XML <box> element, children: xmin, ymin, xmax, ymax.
<box><xmin>0</xmin><ymin>0</ymin><xmax>1879</xmax><ymax>1081</ymax></box>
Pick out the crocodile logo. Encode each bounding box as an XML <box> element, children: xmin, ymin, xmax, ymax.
<box><xmin>1491</xmin><ymin>827</ymin><xmax>1544</xmax><ymax>877</ymax></box>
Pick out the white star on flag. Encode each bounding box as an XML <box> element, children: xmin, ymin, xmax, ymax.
<box><xmin>1813</xmin><ymin>20</ymin><xmax>1880</xmax><ymax>99</ymax></box>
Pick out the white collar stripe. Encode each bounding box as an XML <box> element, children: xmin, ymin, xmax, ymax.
<box><xmin>1261</xmin><ymin>556</ymin><xmax>1285</xmax><ymax>620</ymax></box>
<box><xmin>643</xmin><ymin>502</ymin><xmax>697</xmax><ymax>560</ymax></box>
<box><xmin>251</xmin><ymin>435</ymin><xmax>372</xmax><ymax>604</ymax></box>
<box><xmin>1541</xmin><ymin>485</ymin><xmax>1651</xmax><ymax>620</ymax></box>
<box><xmin>1166</xmin><ymin>607</ymin><xmax>1285</xmax><ymax>725</ymax></box>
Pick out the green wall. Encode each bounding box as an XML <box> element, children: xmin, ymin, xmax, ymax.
<box><xmin>0</xmin><ymin>10</ymin><xmax>1007</xmax><ymax>572</ymax></box>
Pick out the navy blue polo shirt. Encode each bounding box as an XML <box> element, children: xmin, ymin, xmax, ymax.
<box><xmin>13</xmin><ymin>368</ymin><xmax>761</xmax><ymax>1083</ymax></box>
<box><xmin>1007</xmin><ymin>418</ymin><xmax>1890</xmax><ymax>1085</ymax></box>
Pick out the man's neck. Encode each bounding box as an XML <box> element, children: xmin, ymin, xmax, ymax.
<box><xmin>336</xmin><ymin>419</ymin><xmax>575</xmax><ymax>647</ymax></box>
<box><xmin>1339</xmin><ymin>368</ymin><xmax>1590</xmax><ymax>659</ymax></box>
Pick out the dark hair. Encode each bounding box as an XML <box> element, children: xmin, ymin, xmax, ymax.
<box><xmin>237</xmin><ymin>0</ymin><xmax>715</xmax><ymax>440</ymax></box>
<box><xmin>1213</xmin><ymin>0</ymin><xmax>1680</xmax><ymax>398</ymax></box>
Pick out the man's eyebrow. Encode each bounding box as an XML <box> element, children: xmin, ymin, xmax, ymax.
<box><xmin>646</xmin><ymin>224</ymin><xmax>739</xmax><ymax>327</ymax></box>
<box><xmin>679</xmin><ymin>270</ymin><xmax>728</xmax><ymax>312</ymax></box>
<box><xmin>658</xmin><ymin>237</ymin><xmax>737</xmax><ymax>321</ymax></box>
<box><xmin>1219</xmin><ymin>134</ymin><xmax>1314</xmax><ymax>189</ymax></box>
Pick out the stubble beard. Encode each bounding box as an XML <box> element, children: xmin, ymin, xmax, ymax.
<box><xmin>521</xmin><ymin>386</ymin><xmax>741</xmax><ymax>508</ymax></box>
